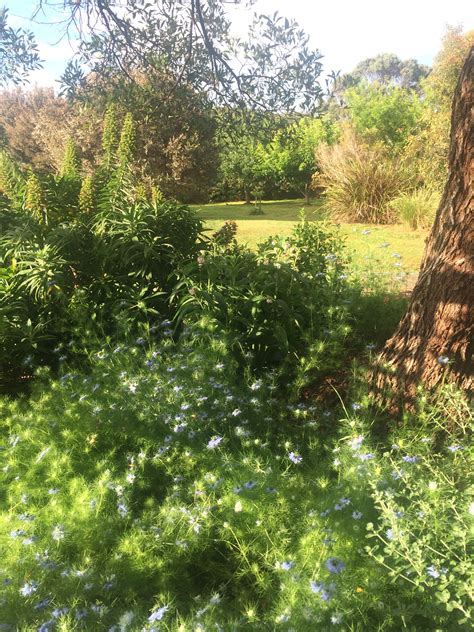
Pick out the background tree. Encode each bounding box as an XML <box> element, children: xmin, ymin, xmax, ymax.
<box><xmin>373</xmin><ymin>46</ymin><xmax>473</xmax><ymax>403</ymax></box>
<box><xmin>0</xmin><ymin>88</ymin><xmax>54</xmax><ymax>170</ymax></box>
<box><xmin>217</xmin><ymin>135</ymin><xmax>270</xmax><ymax>203</ymax></box>
<box><xmin>350</xmin><ymin>53</ymin><xmax>430</xmax><ymax>88</ymax></box>
<box><xmin>344</xmin><ymin>83</ymin><xmax>423</xmax><ymax>148</ymax></box>
<box><xmin>267</xmin><ymin>117</ymin><xmax>338</xmax><ymax>203</ymax></box>
<box><xmin>404</xmin><ymin>26</ymin><xmax>474</xmax><ymax>189</ymax></box>
<box><xmin>0</xmin><ymin>87</ymin><xmax>102</xmax><ymax>172</ymax></box>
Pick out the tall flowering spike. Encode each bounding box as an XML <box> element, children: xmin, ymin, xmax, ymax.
<box><xmin>102</xmin><ymin>102</ymin><xmax>120</xmax><ymax>167</ymax></box>
<box><xmin>117</xmin><ymin>112</ymin><xmax>136</xmax><ymax>171</ymax></box>
<box><xmin>60</xmin><ymin>137</ymin><xmax>81</xmax><ymax>180</ymax></box>
<box><xmin>0</xmin><ymin>150</ymin><xmax>24</xmax><ymax>200</ymax></box>
<box><xmin>79</xmin><ymin>175</ymin><xmax>95</xmax><ymax>214</ymax></box>
<box><xmin>24</xmin><ymin>172</ymin><xmax>46</xmax><ymax>223</ymax></box>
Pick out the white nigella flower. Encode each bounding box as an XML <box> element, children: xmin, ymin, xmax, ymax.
<box><xmin>52</xmin><ymin>525</ymin><xmax>65</xmax><ymax>542</ymax></box>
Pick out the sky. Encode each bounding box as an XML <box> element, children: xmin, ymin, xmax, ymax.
<box><xmin>4</xmin><ymin>0</ymin><xmax>474</xmax><ymax>88</ymax></box>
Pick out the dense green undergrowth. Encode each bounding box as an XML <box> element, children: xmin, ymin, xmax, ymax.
<box><xmin>0</xmin><ymin>331</ymin><xmax>472</xmax><ymax>631</ymax></box>
<box><xmin>1</xmin><ymin>167</ymin><xmax>471</xmax><ymax>631</ymax></box>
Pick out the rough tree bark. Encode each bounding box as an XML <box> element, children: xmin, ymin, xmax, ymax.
<box><xmin>372</xmin><ymin>46</ymin><xmax>473</xmax><ymax>403</ymax></box>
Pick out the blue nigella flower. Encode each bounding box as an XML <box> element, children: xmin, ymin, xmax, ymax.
<box><xmin>280</xmin><ymin>561</ymin><xmax>295</xmax><ymax>571</ymax></box>
<box><xmin>148</xmin><ymin>605</ymin><xmax>169</xmax><ymax>622</ymax></box>
<box><xmin>207</xmin><ymin>436</ymin><xmax>222</xmax><ymax>449</ymax></box>
<box><xmin>288</xmin><ymin>451</ymin><xmax>302</xmax><ymax>464</ymax></box>
<box><xmin>325</xmin><ymin>558</ymin><xmax>346</xmax><ymax>574</ymax></box>
<box><xmin>402</xmin><ymin>455</ymin><xmax>418</xmax><ymax>463</ymax></box>
<box><xmin>19</xmin><ymin>581</ymin><xmax>38</xmax><ymax>596</ymax></box>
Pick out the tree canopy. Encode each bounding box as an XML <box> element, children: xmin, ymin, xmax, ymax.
<box><xmin>0</xmin><ymin>7</ymin><xmax>41</xmax><ymax>86</ymax></box>
<box><xmin>34</xmin><ymin>0</ymin><xmax>325</xmax><ymax>113</ymax></box>
<box><xmin>339</xmin><ymin>53</ymin><xmax>430</xmax><ymax>91</ymax></box>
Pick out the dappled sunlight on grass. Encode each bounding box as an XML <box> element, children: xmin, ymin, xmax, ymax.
<box><xmin>194</xmin><ymin>199</ymin><xmax>427</xmax><ymax>273</ymax></box>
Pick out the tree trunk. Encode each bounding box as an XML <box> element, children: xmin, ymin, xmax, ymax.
<box><xmin>244</xmin><ymin>186</ymin><xmax>251</xmax><ymax>204</ymax></box>
<box><xmin>372</xmin><ymin>47</ymin><xmax>474</xmax><ymax>404</ymax></box>
<box><xmin>304</xmin><ymin>182</ymin><xmax>311</xmax><ymax>205</ymax></box>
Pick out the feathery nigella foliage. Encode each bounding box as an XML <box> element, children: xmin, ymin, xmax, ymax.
<box><xmin>0</xmin><ymin>332</ymin><xmax>471</xmax><ymax>630</ymax></box>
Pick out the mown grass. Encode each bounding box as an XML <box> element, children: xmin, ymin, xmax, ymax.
<box><xmin>192</xmin><ymin>199</ymin><xmax>427</xmax><ymax>274</ymax></box>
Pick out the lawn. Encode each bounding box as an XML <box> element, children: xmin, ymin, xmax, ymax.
<box><xmin>192</xmin><ymin>199</ymin><xmax>427</xmax><ymax>276</ymax></box>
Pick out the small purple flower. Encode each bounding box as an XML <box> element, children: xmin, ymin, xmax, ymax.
<box><xmin>348</xmin><ymin>435</ymin><xmax>364</xmax><ymax>450</ymax></box>
<box><xmin>386</xmin><ymin>528</ymin><xmax>394</xmax><ymax>540</ymax></box>
<box><xmin>34</xmin><ymin>598</ymin><xmax>50</xmax><ymax>611</ymax></box>
<box><xmin>149</xmin><ymin>605</ymin><xmax>169</xmax><ymax>622</ymax></box>
<box><xmin>243</xmin><ymin>480</ymin><xmax>256</xmax><ymax>490</ymax></box>
<box><xmin>427</xmin><ymin>565</ymin><xmax>440</xmax><ymax>579</ymax></box>
<box><xmin>10</xmin><ymin>529</ymin><xmax>27</xmax><ymax>539</ymax></box>
<box><xmin>20</xmin><ymin>581</ymin><xmax>38</xmax><ymax>596</ymax></box>
<box><xmin>402</xmin><ymin>455</ymin><xmax>418</xmax><ymax>464</ymax></box>
<box><xmin>447</xmin><ymin>445</ymin><xmax>463</xmax><ymax>452</ymax></box>
<box><xmin>351</xmin><ymin>402</ymin><xmax>361</xmax><ymax>411</ymax></box>
<box><xmin>75</xmin><ymin>609</ymin><xmax>88</xmax><ymax>620</ymax></box>
<box><xmin>325</xmin><ymin>557</ymin><xmax>346</xmax><ymax>574</ymax></box>
<box><xmin>310</xmin><ymin>580</ymin><xmax>323</xmax><ymax>593</ymax></box>
<box><xmin>310</xmin><ymin>580</ymin><xmax>334</xmax><ymax>601</ymax></box>
<box><xmin>207</xmin><ymin>436</ymin><xmax>222</xmax><ymax>449</ymax></box>
<box><xmin>352</xmin><ymin>511</ymin><xmax>363</xmax><ymax>520</ymax></box>
<box><xmin>358</xmin><ymin>453</ymin><xmax>375</xmax><ymax>462</ymax></box>
<box><xmin>437</xmin><ymin>355</ymin><xmax>449</xmax><ymax>366</ymax></box>
<box><xmin>117</xmin><ymin>502</ymin><xmax>129</xmax><ymax>518</ymax></box>
<box><xmin>280</xmin><ymin>561</ymin><xmax>295</xmax><ymax>571</ymax></box>
<box><xmin>288</xmin><ymin>451</ymin><xmax>302</xmax><ymax>464</ymax></box>
<box><xmin>52</xmin><ymin>607</ymin><xmax>69</xmax><ymax>619</ymax></box>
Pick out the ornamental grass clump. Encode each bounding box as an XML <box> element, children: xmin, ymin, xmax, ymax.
<box><xmin>316</xmin><ymin>131</ymin><xmax>413</xmax><ymax>224</ymax></box>
<box><xmin>390</xmin><ymin>187</ymin><xmax>440</xmax><ymax>230</ymax></box>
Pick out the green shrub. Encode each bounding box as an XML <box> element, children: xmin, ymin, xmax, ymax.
<box><xmin>0</xmin><ymin>197</ymin><xmax>205</xmax><ymax>386</ymax></box>
<box><xmin>0</xmin><ymin>335</ymin><xmax>326</xmax><ymax>630</ymax></box>
<box><xmin>172</xmin><ymin>218</ymin><xmax>350</xmax><ymax>373</ymax></box>
<box><xmin>390</xmin><ymin>188</ymin><xmax>440</xmax><ymax>230</ymax></box>
<box><xmin>316</xmin><ymin>130</ymin><xmax>413</xmax><ymax>223</ymax></box>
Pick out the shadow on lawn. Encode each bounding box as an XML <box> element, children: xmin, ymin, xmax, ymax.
<box><xmin>194</xmin><ymin>199</ymin><xmax>326</xmax><ymax>222</ymax></box>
